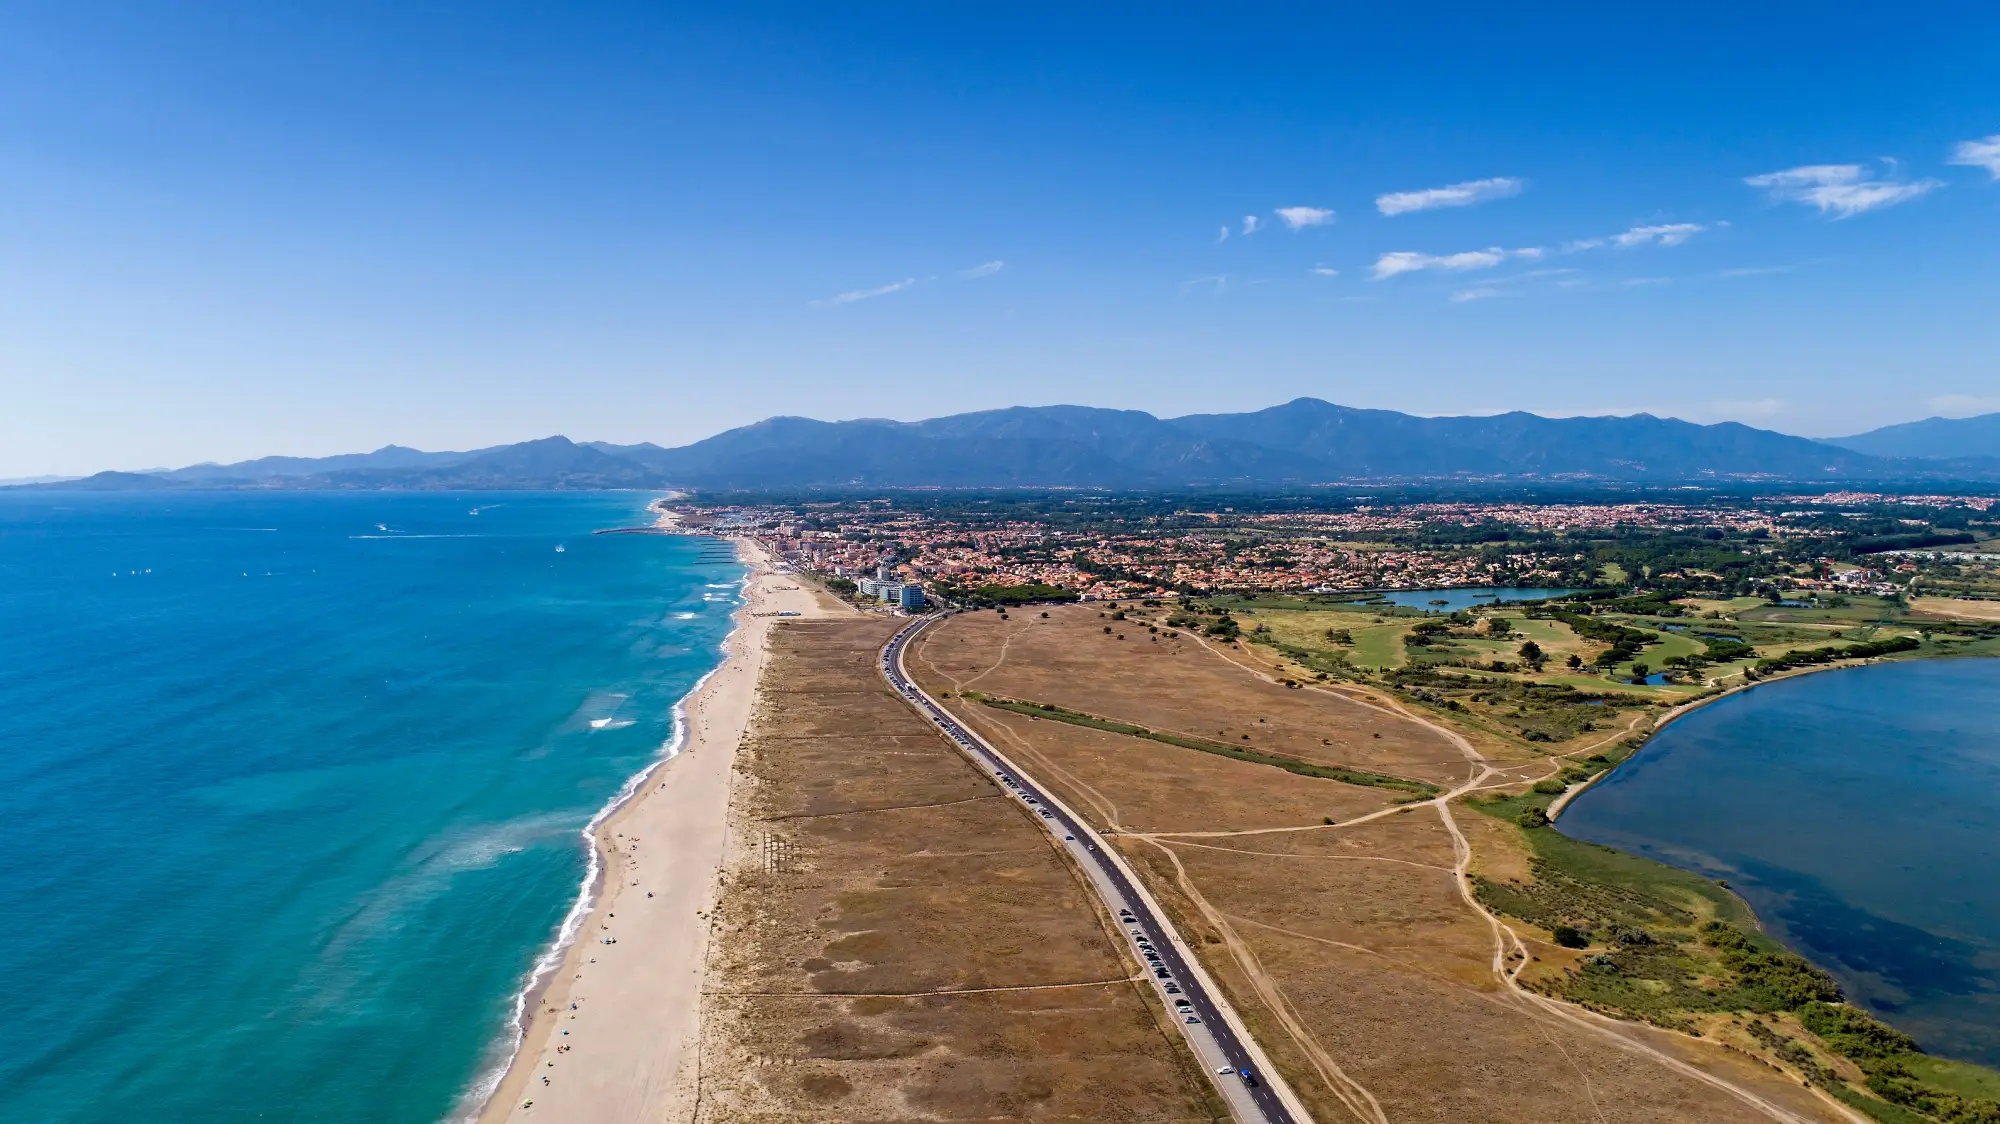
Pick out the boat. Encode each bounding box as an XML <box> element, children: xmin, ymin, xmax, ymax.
<box><xmin>555</xmin><ymin>544</ymin><xmax>565</xmax><ymax>553</ymax></box>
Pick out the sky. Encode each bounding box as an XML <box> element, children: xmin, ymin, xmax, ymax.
<box><xmin>3</xmin><ymin>2</ymin><xmax>1998</xmax><ymax>476</ymax></box>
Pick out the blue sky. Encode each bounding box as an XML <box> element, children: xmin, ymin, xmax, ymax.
<box><xmin>3</xmin><ymin>2</ymin><xmax>1997</xmax><ymax>475</ymax></box>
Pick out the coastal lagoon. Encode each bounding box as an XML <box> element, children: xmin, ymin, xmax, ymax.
<box><xmin>0</xmin><ymin>493</ymin><xmax>739</xmax><ymax>1122</ymax></box>
<box><xmin>1560</xmin><ymin>659</ymin><xmax>2000</xmax><ymax>1065</ymax></box>
<box><xmin>1371</xmin><ymin>586</ymin><xmax>1581</xmax><ymax>612</ymax></box>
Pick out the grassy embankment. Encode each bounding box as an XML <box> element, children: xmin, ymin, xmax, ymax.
<box><xmin>1468</xmin><ymin>783</ymin><xmax>2000</xmax><ymax>1124</ymax></box>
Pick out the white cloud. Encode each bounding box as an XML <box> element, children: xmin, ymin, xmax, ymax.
<box><xmin>1241</xmin><ymin>215</ymin><xmax>1261</xmax><ymax>235</ymax></box>
<box><xmin>1619</xmin><ymin>277</ymin><xmax>1671</xmax><ymax>288</ymax></box>
<box><xmin>1311</xmin><ymin>265</ymin><xmax>1339</xmax><ymax>277</ymax></box>
<box><xmin>1928</xmin><ymin>393</ymin><xmax>2000</xmax><ymax>416</ymax></box>
<box><xmin>1274</xmin><ymin>206</ymin><xmax>1335</xmax><ymax>230</ymax></box>
<box><xmin>958</xmin><ymin>260</ymin><xmax>1004</xmax><ymax>279</ymax></box>
<box><xmin>1217</xmin><ymin>225</ymin><xmax>1230</xmax><ymax>243</ymax></box>
<box><xmin>1376</xmin><ymin>176</ymin><xmax>1524</xmax><ymax>216</ymax></box>
<box><xmin>1567</xmin><ymin>223</ymin><xmax>1707</xmax><ymax>252</ymax></box>
<box><xmin>1745</xmin><ymin>164</ymin><xmax>1942</xmax><ymax>218</ymax></box>
<box><xmin>1612</xmin><ymin>223</ymin><xmax>1705</xmax><ymax>247</ymax></box>
<box><xmin>1450</xmin><ymin>287</ymin><xmax>1502</xmax><ymax>303</ymax></box>
<box><xmin>811</xmin><ymin>277</ymin><xmax>916</xmax><ymax>307</ymax></box>
<box><xmin>1371</xmin><ymin>246</ymin><xmax>1539</xmax><ymax>279</ymax></box>
<box><xmin>1948</xmin><ymin>135</ymin><xmax>2000</xmax><ymax>179</ymax></box>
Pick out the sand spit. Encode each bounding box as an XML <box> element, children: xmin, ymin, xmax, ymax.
<box><xmin>478</xmin><ymin>541</ymin><xmax>853</xmax><ymax>1124</ymax></box>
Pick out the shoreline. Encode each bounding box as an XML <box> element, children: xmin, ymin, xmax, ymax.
<box><xmin>1547</xmin><ymin>653</ymin><xmax>1924</xmax><ymax>821</ymax></box>
<box><xmin>471</xmin><ymin>534</ymin><xmax>849</xmax><ymax>1124</ymax></box>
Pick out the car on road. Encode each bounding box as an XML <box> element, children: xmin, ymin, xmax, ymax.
<box><xmin>1239</xmin><ymin>1069</ymin><xmax>1259</xmax><ymax>1087</ymax></box>
<box><xmin>1185</xmin><ymin>1016</ymin><xmax>1201</xmax><ymax>1025</ymax></box>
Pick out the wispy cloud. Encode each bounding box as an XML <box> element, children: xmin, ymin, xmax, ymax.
<box><xmin>1619</xmin><ymin>277</ymin><xmax>1671</xmax><ymax>288</ymax></box>
<box><xmin>1376</xmin><ymin>177</ymin><xmax>1523</xmax><ymax>216</ymax></box>
<box><xmin>1241</xmin><ymin>215</ymin><xmax>1262</xmax><ymax>235</ymax></box>
<box><xmin>1450</xmin><ymin>287</ymin><xmax>1502</xmax><ymax>303</ymax></box>
<box><xmin>1274</xmin><ymin>206</ymin><xmax>1335</xmax><ymax>230</ymax></box>
<box><xmin>1311</xmin><ymin>265</ymin><xmax>1339</xmax><ymax>277</ymax></box>
<box><xmin>1567</xmin><ymin>222</ymin><xmax>1707</xmax><ymax>252</ymax></box>
<box><xmin>1948</xmin><ymin>135</ymin><xmax>2000</xmax><ymax>179</ymax></box>
<box><xmin>1217</xmin><ymin>224</ymin><xmax>1230</xmax><ymax>243</ymax></box>
<box><xmin>811</xmin><ymin>277</ymin><xmax>916</xmax><ymax>307</ymax></box>
<box><xmin>1720</xmin><ymin>265</ymin><xmax>1792</xmax><ymax>277</ymax></box>
<box><xmin>1181</xmin><ymin>275</ymin><xmax>1229</xmax><ymax>293</ymax></box>
<box><xmin>1744</xmin><ymin>164</ymin><xmax>1942</xmax><ymax>218</ymax></box>
<box><xmin>958</xmin><ymin>260</ymin><xmax>1004</xmax><ymax>279</ymax></box>
<box><xmin>1371</xmin><ymin>247</ymin><xmax>1538</xmax><ymax>280</ymax></box>
<box><xmin>1929</xmin><ymin>393</ymin><xmax>2000</xmax><ymax>416</ymax></box>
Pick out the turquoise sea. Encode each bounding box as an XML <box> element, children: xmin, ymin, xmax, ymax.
<box><xmin>1559</xmin><ymin>659</ymin><xmax>2000</xmax><ymax>1065</ymax></box>
<box><xmin>0</xmin><ymin>492</ymin><xmax>740</xmax><ymax>1122</ymax></box>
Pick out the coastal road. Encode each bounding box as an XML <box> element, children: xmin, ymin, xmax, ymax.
<box><xmin>882</xmin><ymin>613</ymin><xmax>1308</xmax><ymax>1124</ymax></box>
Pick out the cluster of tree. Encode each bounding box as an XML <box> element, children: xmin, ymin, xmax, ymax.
<box><xmin>1699</xmin><ymin>922</ymin><xmax>1844</xmax><ymax>1008</ymax></box>
<box><xmin>1534</xmin><ymin>609</ymin><xmax>1657</xmax><ymax>668</ymax></box>
<box><xmin>933</xmin><ymin>581</ymin><xmax>1076</xmax><ymax>607</ymax></box>
<box><xmin>1754</xmin><ymin>635</ymin><xmax>1921</xmax><ymax>674</ymax></box>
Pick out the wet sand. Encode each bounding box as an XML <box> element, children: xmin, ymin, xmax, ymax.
<box><xmin>478</xmin><ymin>540</ymin><xmax>854</xmax><ymax>1123</ymax></box>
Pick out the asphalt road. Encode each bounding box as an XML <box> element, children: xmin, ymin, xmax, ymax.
<box><xmin>882</xmin><ymin>612</ymin><xmax>1304</xmax><ymax>1124</ymax></box>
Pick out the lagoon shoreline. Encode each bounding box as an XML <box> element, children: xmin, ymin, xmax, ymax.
<box><xmin>1553</xmin><ymin>655</ymin><xmax>2000</xmax><ymax>1072</ymax></box>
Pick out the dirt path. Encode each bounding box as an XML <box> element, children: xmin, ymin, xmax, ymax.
<box><xmin>1140</xmin><ymin>837</ymin><xmax>1389</xmax><ymax>1124</ymax></box>
<box><xmin>1170</xmin><ymin>628</ymin><xmax>1861</xmax><ymax>1124</ymax></box>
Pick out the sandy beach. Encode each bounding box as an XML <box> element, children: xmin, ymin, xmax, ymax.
<box><xmin>477</xmin><ymin>537</ymin><xmax>852</xmax><ymax>1124</ymax></box>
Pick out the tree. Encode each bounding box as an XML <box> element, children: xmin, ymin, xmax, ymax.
<box><xmin>1517</xmin><ymin>640</ymin><xmax>1545</xmax><ymax>670</ymax></box>
<box><xmin>1566</xmin><ymin>654</ymin><xmax>1583</xmax><ymax>670</ymax></box>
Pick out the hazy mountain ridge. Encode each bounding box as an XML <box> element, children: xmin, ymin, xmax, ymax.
<box><xmin>16</xmin><ymin>400</ymin><xmax>2000</xmax><ymax>492</ymax></box>
<box><xmin>1823</xmin><ymin>413</ymin><xmax>2000</xmax><ymax>460</ymax></box>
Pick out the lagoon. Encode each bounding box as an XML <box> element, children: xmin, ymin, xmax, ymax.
<box><xmin>1369</xmin><ymin>586</ymin><xmax>1581</xmax><ymax>612</ymax></box>
<box><xmin>1559</xmin><ymin>659</ymin><xmax>2000</xmax><ymax>1066</ymax></box>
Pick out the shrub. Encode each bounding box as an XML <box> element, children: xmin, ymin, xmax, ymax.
<box><xmin>1552</xmin><ymin>925</ymin><xmax>1590</xmax><ymax>948</ymax></box>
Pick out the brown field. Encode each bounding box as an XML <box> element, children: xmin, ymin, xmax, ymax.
<box><xmin>694</xmin><ymin>618</ymin><xmax>1218</xmax><ymax>1123</ymax></box>
<box><xmin>911</xmin><ymin>605</ymin><xmax>1849</xmax><ymax>1124</ymax></box>
<box><xmin>1913</xmin><ymin>596</ymin><xmax>2000</xmax><ymax>622</ymax></box>
<box><xmin>909</xmin><ymin>606</ymin><xmax>1473</xmax><ymax>786</ymax></box>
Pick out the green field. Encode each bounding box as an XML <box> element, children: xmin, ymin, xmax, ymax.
<box><xmin>1904</xmin><ymin>1054</ymin><xmax>2000</xmax><ymax>1102</ymax></box>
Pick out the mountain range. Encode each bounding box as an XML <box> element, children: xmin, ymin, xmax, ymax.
<box><xmin>19</xmin><ymin>400</ymin><xmax>2000</xmax><ymax>492</ymax></box>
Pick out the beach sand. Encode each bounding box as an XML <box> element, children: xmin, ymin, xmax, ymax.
<box><xmin>478</xmin><ymin>539</ymin><xmax>855</xmax><ymax>1124</ymax></box>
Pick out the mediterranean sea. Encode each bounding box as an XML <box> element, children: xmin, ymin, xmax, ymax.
<box><xmin>1559</xmin><ymin>659</ymin><xmax>2000</xmax><ymax>1065</ymax></box>
<box><xmin>0</xmin><ymin>492</ymin><xmax>740</xmax><ymax>1122</ymax></box>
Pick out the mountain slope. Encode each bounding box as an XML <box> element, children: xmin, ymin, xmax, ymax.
<box><xmin>16</xmin><ymin>400</ymin><xmax>1991</xmax><ymax>491</ymax></box>
<box><xmin>1823</xmin><ymin>414</ymin><xmax>2000</xmax><ymax>460</ymax></box>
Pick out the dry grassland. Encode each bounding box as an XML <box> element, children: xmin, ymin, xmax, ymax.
<box><xmin>1913</xmin><ymin>596</ymin><xmax>2000</xmax><ymax>622</ymax></box>
<box><xmin>911</xmin><ymin>606</ymin><xmax>1470</xmax><ymax>785</ymax></box>
<box><xmin>911</xmin><ymin>606</ymin><xmax>1848</xmax><ymax>1124</ymax></box>
<box><xmin>695</xmin><ymin>618</ymin><xmax>1217</xmax><ymax>1123</ymax></box>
